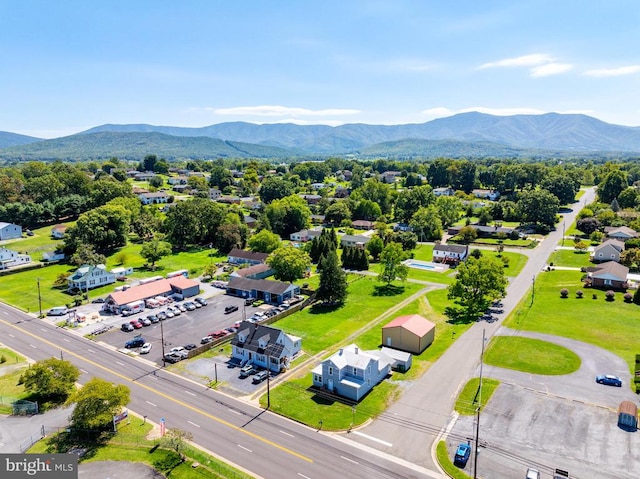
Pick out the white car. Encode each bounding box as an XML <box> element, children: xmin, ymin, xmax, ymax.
<box><xmin>140</xmin><ymin>343</ymin><xmax>152</xmax><ymax>354</ymax></box>
<box><xmin>165</xmin><ymin>309</ymin><xmax>175</xmax><ymax>318</ymax></box>
<box><xmin>526</xmin><ymin>468</ymin><xmax>540</xmax><ymax>479</ymax></box>
<box><xmin>170</xmin><ymin>346</ymin><xmax>188</xmax><ymax>358</ymax></box>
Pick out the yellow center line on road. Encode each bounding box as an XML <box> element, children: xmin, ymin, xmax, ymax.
<box><xmin>1</xmin><ymin>318</ymin><xmax>312</xmax><ymax>463</ymax></box>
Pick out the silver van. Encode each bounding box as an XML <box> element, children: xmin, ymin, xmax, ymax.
<box><xmin>47</xmin><ymin>306</ymin><xmax>69</xmax><ymax>316</ymax></box>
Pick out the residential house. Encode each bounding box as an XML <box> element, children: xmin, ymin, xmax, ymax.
<box><xmin>591</xmin><ymin>239</ymin><xmax>625</xmax><ymax>263</ymax></box>
<box><xmin>218</xmin><ymin>195</ymin><xmax>241</xmax><ymax>205</ymax></box>
<box><xmin>472</xmin><ymin>189</ymin><xmax>500</xmax><ymax>201</ymax></box>
<box><xmin>229</xmin><ymin>263</ymin><xmax>274</xmax><ymax>280</ymax></box>
<box><xmin>585</xmin><ymin>261</ymin><xmax>629</xmax><ymax>291</ymax></box>
<box><xmin>310</xmin><ymin>183</ymin><xmax>326</xmax><ymax>190</ymax></box>
<box><xmin>138</xmin><ymin>191</ymin><xmax>170</xmax><ymax>205</ymax></box>
<box><xmin>209</xmin><ymin>188</ymin><xmax>222</xmax><ymax>201</ymax></box>
<box><xmin>110</xmin><ymin>266</ymin><xmax>134</xmax><ymax>279</ymax></box>
<box><xmin>172</xmin><ymin>184</ymin><xmax>191</xmax><ymax>193</ymax></box>
<box><xmin>375</xmin><ymin>347</ymin><xmax>412</xmax><ymax>373</ymax></box>
<box><xmin>310</xmin><ymin>214</ymin><xmax>326</xmax><ymax>225</ymax></box>
<box><xmin>447</xmin><ymin>224</ymin><xmax>514</xmax><ymax>238</ymax></box>
<box><xmin>227</xmin><ymin>249</ymin><xmax>269</xmax><ymax>265</ymax></box>
<box><xmin>334</xmin><ymin>186</ymin><xmax>350</xmax><ymax>198</ymax></box>
<box><xmin>226</xmin><ymin>277</ymin><xmax>300</xmax><ymax>305</ymax></box>
<box><xmin>242</xmin><ymin>200</ymin><xmax>262</xmax><ymax>211</ymax></box>
<box><xmin>134</xmin><ymin>171</ymin><xmax>155</xmax><ymax>181</ymax></box>
<box><xmin>167</xmin><ymin>176</ymin><xmax>189</xmax><ymax>185</ymax></box>
<box><xmin>605</xmin><ymin>226</ymin><xmax>639</xmax><ymax>242</ymax></box>
<box><xmin>244</xmin><ymin>216</ymin><xmax>257</xmax><ymax>229</ymax></box>
<box><xmin>231</xmin><ymin>321</ymin><xmax>301</xmax><ymax>373</ymax></box>
<box><xmin>340</xmin><ymin>234</ymin><xmax>371</xmax><ymax>249</ymax></box>
<box><xmin>299</xmin><ymin>194</ymin><xmax>322</xmax><ymax>205</ymax></box>
<box><xmin>311</xmin><ymin>344</ymin><xmax>391</xmax><ymax>402</ymax></box>
<box><xmin>432</xmin><ymin>244</ymin><xmax>468</xmax><ymax>264</ymax></box>
<box><xmin>51</xmin><ymin>225</ymin><xmax>68</xmax><ymax>239</ymax></box>
<box><xmin>42</xmin><ymin>250</ymin><xmax>65</xmax><ymax>262</ymax></box>
<box><xmin>381</xmin><ymin>171</ymin><xmax>401</xmax><ymax>184</ymax></box>
<box><xmin>382</xmin><ymin>314</ymin><xmax>436</xmax><ymax>355</ymax></box>
<box><xmin>0</xmin><ymin>222</ymin><xmax>22</xmax><ymax>240</ymax></box>
<box><xmin>67</xmin><ymin>264</ymin><xmax>116</xmax><ymax>292</ymax></box>
<box><xmin>290</xmin><ymin>229</ymin><xmax>322</xmax><ymax>242</ymax></box>
<box><xmin>433</xmin><ymin>187</ymin><xmax>455</xmax><ymax>197</ymax></box>
<box><xmin>0</xmin><ymin>248</ymin><xmax>31</xmax><ymax>270</ymax></box>
<box><xmin>352</xmin><ymin>220</ymin><xmax>374</xmax><ymax>230</ymax></box>
<box><xmin>104</xmin><ymin>276</ymin><xmax>200</xmax><ymax>313</ymax></box>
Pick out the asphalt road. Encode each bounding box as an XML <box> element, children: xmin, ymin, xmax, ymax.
<box><xmin>348</xmin><ymin>188</ymin><xmax>599</xmax><ymax>472</ymax></box>
<box><xmin>0</xmin><ymin>301</ymin><xmax>440</xmax><ymax>479</ymax></box>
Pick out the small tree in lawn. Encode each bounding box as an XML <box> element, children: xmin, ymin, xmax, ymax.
<box><xmin>560</xmin><ymin>288</ymin><xmax>569</xmax><ymax>298</ymax></box>
<box><xmin>267</xmin><ymin>246</ymin><xmax>311</xmax><ymax>282</ymax></box>
<box><xmin>202</xmin><ymin>263</ymin><xmax>217</xmax><ymax>280</ymax></box>
<box><xmin>605</xmin><ymin>290</ymin><xmax>615</xmax><ymax>301</ymax></box>
<box><xmin>634</xmin><ymin>287</ymin><xmax>640</xmax><ymax>305</ymax></box>
<box><xmin>574</xmin><ymin>241</ymin><xmax>588</xmax><ymax>253</ymax></box>
<box><xmin>316</xmin><ymin>250</ymin><xmax>348</xmax><ymax>305</ymax></box>
<box><xmin>140</xmin><ymin>237</ymin><xmax>172</xmax><ymax>271</ymax></box>
<box><xmin>379</xmin><ymin>242</ymin><xmax>409</xmax><ymax>286</ymax></box>
<box><xmin>67</xmin><ymin>377</ymin><xmax>130</xmax><ymax>430</ymax></box>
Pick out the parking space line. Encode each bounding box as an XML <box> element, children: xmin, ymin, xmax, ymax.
<box><xmin>8</xmin><ymin>333</ymin><xmax>14</xmax><ymax>337</ymax></box>
<box><xmin>29</xmin><ymin>344</ymin><xmax>37</xmax><ymax>348</ymax></box>
<box><xmin>63</xmin><ymin>338</ymin><xmax>70</xmax><ymax>342</ymax></box>
<box><xmin>87</xmin><ymin>348</ymin><xmax>95</xmax><ymax>353</ymax></box>
<box><xmin>297</xmin><ymin>474</ymin><xmax>310</xmax><ymax>479</ymax></box>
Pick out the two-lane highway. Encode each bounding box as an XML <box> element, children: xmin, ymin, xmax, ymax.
<box><xmin>0</xmin><ymin>302</ymin><xmax>441</xmax><ymax>479</ymax></box>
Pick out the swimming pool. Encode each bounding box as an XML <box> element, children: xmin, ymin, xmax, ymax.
<box><xmin>403</xmin><ymin>259</ymin><xmax>449</xmax><ymax>273</ymax></box>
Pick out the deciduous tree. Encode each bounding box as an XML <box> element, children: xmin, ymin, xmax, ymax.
<box><xmin>379</xmin><ymin>242</ymin><xmax>409</xmax><ymax>285</ymax></box>
<box><xmin>68</xmin><ymin>377</ymin><xmax>130</xmax><ymax>430</ymax></box>
<box><xmin>19</xmin><ymin>358</ymin><xmax>79</xmax><ymax>399</ymax></box>
<box><xmin>267</xmin><ymin>246</ymin><xmax>311</xmax><ymax>282</ymax></box>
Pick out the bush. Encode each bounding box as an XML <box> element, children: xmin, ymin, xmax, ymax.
<box><xmin>0</xmin><ymin>355</ymin><xmax>6</xmax><ymax>364</ymax></box>
<box><xmin>624</xmin><ymin>293</ymin><xmax>633</xmax><ymax>303</ymax></box>
<box><xmin>560</xmin><ymin>288</ymin><xmax>569</xmax><ymax>298</ymax></box>
<box><xmin>634</xmin><ymin>288</ymin><xmax>640</xmax><ymax>305</ymax></box>
<box><xmin>576</xmin><ymin>290</ymin><xmax>583</xmax><ymax>299</ymax></box>
<box><xmin>605</xmin><ymin>290</ymin><xmax>615</xmax><ymax>301</ymax></box>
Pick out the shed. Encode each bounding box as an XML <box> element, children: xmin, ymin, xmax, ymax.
<box><xmin>382</xmin><ymin>314</ymin><xmax>435</xmax><ymax>354</ymax></box>
<box><xmin>618</xmin><ymin>401</ymin><xmax>638</xmax><ymax>431</ymax></box>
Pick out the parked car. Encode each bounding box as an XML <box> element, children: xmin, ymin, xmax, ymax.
<box><xmin>210</xmin><ymin>330</ymin><xmax>228</xmax><ymax>339</ymax></box>
<box><xmin>252</xmin><ymin>299</ymin><xmax>264</xmax><ymax>307</ymax></box>
<box><xmin>184</xmin><ymin>343</ymin><xmax>197</xmax><ymax>350</ymax></box>
<box><xmin>157</xmin><ymin>311</ymin><xmax>168</xmax><ymax>321</ymax></box>
<box><xmin>91</xmin><ymin>298</ymin><xmax>105</xmax><ymax>304</ymax></box>
<box><xmin>194</xmin><ymin>297</ymin><xmax>208</xmax><ymax>306</ymax></box>
<box><xmin>163</xmin><ymin>353</ymin><xmax>182</xmax><ymax>364</ymax></box>
<box><xmin>140</xmin><ymin>343</ymin><xmax>152</xmax><ymax>354</ymax></box>
<box><xmin>129</xmin><ymin>320</ymin><xmax>143</xmax><ymax>329</ymax></box>
<box><xmin>121</xmin><ymin>322</ymin><xmax>134</xmax><ymax>332</ymax></box>
<box><xmin>225</xmin><ymin>327</ymin><xmax>238</xmax><ymax>334</ymax></box>
<box><xmin>244</xmin><ymin>298</ymin><xmax>254</xmax><ymax>306</ymax></box>
<box><xmin>192</xmin><ymin>300</ymin><xmax>202</xmax><ymax>308</ymax></box>
<box><xmin>240</xmin><ymin>364</ymin><xmax>255</xmax><ymax>378</ymax></box>
<box><xmin>147</xmin><ymin>314</ymin><xmax>159</xmax><ymax>323</ymax></box>
<box><xmin>168</xmin><ymin>306</ymin><xmax>181</xmax><ymax>316</ymax></box>
<box><xmin>225</xmin><ymin>305</ymin><xmax>239</xmax><ymax>314</ymax></box>
<box><xmin>252</xmin><ymin>370</ymin><xmax>269</xmax><ymax>384</ymax></box>
<box><xmin>453</xmin><ymin>442</ymin><xmax>471</xmax><ymax>467</ymax></box>
<box><xmin>176</xmin><ymin>303</ymin><xmax>187</xmax><ymax>312</ymax></box>
<box><xmin>165</xmin><ymin>309</ymin><xmax>175</xmax><ymax>318</ymax></box>
<box><xmin>170</xmin><ymin>346</ymin><xmax>188</xmax><ymax>358</ymax></box>
<box><xmin>200</xmin><ymin>336</ymin><xmax>213</xmax><ymax>344</ymax></box>
<box><xmin>251</xmin><ymin>312</ymin><xmax>266</xmax><ymax>322</ymax></box>
<box><xmin>526</xmin><ymin>468</ymin><xmax>541</xmax><ymax>479</ymax></box>
<box><xmin>596</xmin><ymin>374</ymin><xmax>622</xmax><ymax>387</ymax></box>
<box><xmin>184</xmin><ymin>302</ymin><xmax>196</xmax><ymax>311</ymax></box>
<box><xmin>125</xmin><ymin>336</ymin><xmax>145</xmax><ymax>349</ymax></box>
<box><xmin>121</xmin><ymin>309</ymin><xmax>135</xmax><ymax>317</ymax></box>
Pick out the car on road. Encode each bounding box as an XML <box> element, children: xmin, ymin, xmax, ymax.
<box><xmin>140</xmin><ymin>343</ymin><xmax>152</xmax><ymax>354</ymax></box>
<box><xmin>125</xmin><ymin>336</ymin><xmax>145</xmax><ymax>349</ymax></box>
<box><xmin>121</xmin><ymin>322</ymin><xmax>134</xmax><ymax>332</ymax></box>
<box><xmin>526</xmin><ymin>468</ymin><xmax>541</xmax><ymax>479</ymax></box>
<box><xmin>240</xmin><ymin>364</ymin><xmax>255</xmax><ymax>378</ymax></box>
<box><xmin>91</xmin><ymin>298</ymin><xmax>105</xmax><ymax>304</ymax></box>
<box><xmin>252</xmin><ymin>370</ymin><xmax>269</xmax><ymax>384</ymax></box>
<box><xmin>225</xmin><ymin>305</ymin><xmax>239</xmax><ymax>314</ymax></box>
<box><xmin>453</xmin><ymin>442</ymin><xmax>471</xmax><ymax>467</ymax></box>
<box><xmin>194</xmin><ymin>297</ymin><xmax>208</xmax><ymax>306</ymax></box>
<box><xmin>595</xmin><ymin>374</ymin><xmax>622</xmax><ymax>387</ymax></box>
<box><xmin>129</xmin><ymin>320</ymin><xmax>143</xmax><ymax>329</ymax></box>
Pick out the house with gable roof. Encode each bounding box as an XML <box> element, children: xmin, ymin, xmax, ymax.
<box><xmin>0</xmin><ymin>248</ymin><xmax>31</xmax><ymax>270</ymax></box>
<box><xmin>227</xmin><ymin>248</ymin><xmax>269</xmax><ymax>265</ymax></box>
<box><xmin>591</xmin><ymin>239</ymin><xmax>625</xmax><ymax>263</ymax></box>
<box><xmin>605</xmin><ymin>226</ymin><xmax>639</xmax><ymax>242</ymax></box>
<box><xmin>312</xmin><ymin>344</ymin><xmax>391</xmax><ymax>401</ymax></box>
<box><xmin>585</xmin><ymin>261</ymin><xmax>629</xmax><ymax>291</ymax></box>
<box><xmin>0</xmin><ymin>222</ymin><xmax>22</xmax><ymax>240</ymax></box>
<box><xmin>432</xmin><ymin>243</ymin><xmax>468</xmax><ymax>264</ymax></box>
<box><xmin>231</xmin><ymin>321</ymin><xmax>301</xmax><ymax>373</ymax></box>
<box><xmin>67</xmin><ymin>264</ymin><xmax>116</xmax><ymax>292</ymax></box>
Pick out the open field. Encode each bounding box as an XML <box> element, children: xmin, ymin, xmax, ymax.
<box><xmin>505</xmin><ymin>269</ymin><xmax>640</xmax><ymax>373</ymax></box>
<box><xmin>454</xmin><ymin>377</ymin><xmax>500</xmax><ymax>415</ymax></box>
<box><xmin>548</xmin><ymin>248</ymin><xmax>591</xmax><ymax>268</ymax></box>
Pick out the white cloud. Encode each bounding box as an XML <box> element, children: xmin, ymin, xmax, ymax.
<box><xmin>212</xmin><ymin>105</ymin><xmax>360</xmax><ymax>117</ymax></box>
<box><xmin>478</xmin><ymin>54</ymin><xmax>554</xmax><ymax>70</ymax></box>
<box><xmin>583</xmin><ymin>65</ymin><xmax>640</xmax><ymax>77</ymax></box>
<box><xmin>530</xmin><ymin>62</ymin><xmax>573</xmax><ymax>77</ymax></box>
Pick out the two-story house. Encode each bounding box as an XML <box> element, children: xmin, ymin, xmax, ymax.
<box><xmin>138</xmin><ymin>191</ymin><xmax>170</xmax><ymax>205</ymax></box>
<box><xmin>0</xmin><ymin>248</ymin><xmax>31</xmax><ymax>270</ymax></box>
<box><xmin>591</xmin><ymin>239</ymin><xmax>625</xmax><ymax>263</ymax></box>
<box><xmin>0</xmin><ymin>222</ymin><xmax>22</xmax><ymax>240</ymax></box>
<box><xmin>67</xmin><ymin>264</ymin><xmax>116</xmax><ymax>292</ymax></box>
<box><xmin>312</xmin><ymin>344</ymin><xmax>391</xmax><ymax>401</ymax></box>
<box><xmin>231</xmin><ymin>321</ymin><xmax>302</xmax><ymax>373</ymax></box>
<box><xmin>432</xmin><ymin>244</ymin><xmax>468</xmax><ymax>264</ymax></box>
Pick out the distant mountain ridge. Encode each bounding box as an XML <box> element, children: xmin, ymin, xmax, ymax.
<box><xmin>2</xmin><ymin>112</ymin><xmax>640</xmax><ymax>160</ymax></box>
<box><xmin>0</xmin><ymin>131</ymin><xmax>42</xmax><ymax>148</ymax></box>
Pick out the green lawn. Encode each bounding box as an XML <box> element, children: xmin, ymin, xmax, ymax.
<box><xmin>505</xmin><ymin>269</ymin><xmax>640</xmax><ymax>374</ymax></box>
<box><xmin>0</xmin><ymin>368</ymin><xmax>29</xmax><ymax>414</ymax></box>
<box><xmin>484</xmin><ymin>336</ymin><xmax>581</xmax><ymax>375</ymax></box>
<box><xmin>454</xmin><ymin>377</ymin><xmax>500</xmax><ymax>415</ymax></box>
<box><xmin>436</xmin><ymin>441</ymin><xmax>472</xmax><ymax>479</ymax></box>
<box><xmin>2</xmin><ymin>223</ymin><xmax>71</xmax><ymax>261</ymax></box>
<box><xmin>548</xmin><ymin>248</ymin><xmax>591</xmax><ymax>268</ymax></box>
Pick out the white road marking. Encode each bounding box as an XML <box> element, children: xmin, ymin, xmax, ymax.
<box><xmin>115</xmin><ymin>361</ymin><xmax>124</xmax><ymax>366</ymax></box>
<box><xmin>87</xmin><ymin>348</ymin><xmax>95</xmax><ymax>353</ymax></box>
<box><xmin>29</xmin><ymin>344</ymin><xmax>37</xmax><ymax>349</ymax></box>
<box><xmin>79</xmin><ymin>369</ymin><xmax>88</xmax><ymax>374</ymax></box>
<box><xmin>8</xmin><ymin>334</ymin><xmax>14</xmax><ymax>337</ymax></box>
<box><xmin>237</xmin><ymin>444</ymin><xmax>252</xmax><ymax>453</ymax></box>
<box><xmin>184</xmin><ymin>390</ymin><xmax>196</xmax><ymax>396</ymax></box>
<box><xmin>229</xmin><ymin>409</ymin><xmax>241</xmax><ymax>415</ymax></box>
<box><xmin>41</xmin><ymin>328</ymin><xmax>47</xmax><ymax>332</ymax></box>
<box><xmin>63</xmin><ymin>338</ymin><xmax>70</xmax><ymax>342</ymax></box>
<box><xmin>341</xmin><ymin>456</ymin><xmax>359</xmax><ymax>465</ymax></box>
<box><xmin>149</xmin><ymin>375</ymin><xmax>158</xmax><ymax>380</ymax></box>
<box><xmin>146</xmin><ymin>401</ymin><xmax>157</xmax><ymax>407</ymax></box>
<box><xmin>279</xmin><ymin>430</ymin><xmax>294</xmax><ymax>438</ymax></box>
<box><xmin>351</xmin><ymin>431</ymin><xmax>393</xmax><ymax>447</ymax></box>
<box><xmin>297</xmin><ymin>474</ymin><xmax>311</xmax><ymax>479</ymax></box>
<box><xmin>188</xmin><ymin>421</ymin><xmax>200</xmax><ymax>428</ymax></box>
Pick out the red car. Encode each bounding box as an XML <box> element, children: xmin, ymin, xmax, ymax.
<box><xmin>209</xmin><ymin>330</ymin><xmax>228</xmax><ymax>339</ymax></box>
<box><xmin>129</xmin><ymin>320</ymin><xmax>143</xmax><ymax>329</ymax></box>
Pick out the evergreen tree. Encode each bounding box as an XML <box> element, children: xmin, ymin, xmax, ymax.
<box><xmin>358</xmin><ymin>248</ymin><xmax>370</xmax><ymax>270</ymax></box>
<box><xmin>316</xmin><ymin>250</ymin><xmax>348</xmax><ymax>305</ymax></box>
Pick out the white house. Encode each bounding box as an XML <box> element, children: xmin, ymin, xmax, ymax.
<box><xmin>433</xmin><ymin>187</ymin><xmax>455</xmax><ymax>197</ymax></box>
<box><xmin>138</xmin><ymin>191</ymin><xmax>170</xmax><ymax>205</ymax></box>
<box><xmin>340</xmin><ymin>234</ymin><xmax>371</xmax><ymax>249</ymax></box>
<box><xmin>209</xmin><ymin>188</ymin><xmax>222</xmax><ymax>201</ymax></box>
<box><xmin>0</xmin><ymin>248</ymin><xmax>31</xmax><ymax>270</ymax></box>
<box><xmin>0</xmin><ymin>222</ymin><xmax>22</xmax><ymax>240</ymax></box>
<box><xmin>472</xmin><ymin>189</ymin><xmax>500</xmax><ymax>201</ymax></box>
<box><xmin>67</xmin><ymin>264</ymin><xmax>116</xmax><ymax>292</ymax></box>
<box><xmin>432</xmin><ymin>244</ymin><xmax>468</xmax><ymax>264</ymax></box>
<box><xmin>42</xmin><ymin>250</ymin><xmax>65</xmax><ymax>262</ymax></box>
<box><xmin>231</xmin><ymin>321</ymin><xmax>302</xmax><ymax>373</ymax></box>
<box><xmin>51</xmin><ymin>225</ymin><xmax>68</xmax><ymax>239</ymax></box>
<box><xmin>290</xmin><ymin>229</ymin><xmax>322</xmax><ymax>242</ymax></box>
<box><xmin>312</xmin><ymin>344</ymin><xmax>391</xmax><ymax>401</ymax></box>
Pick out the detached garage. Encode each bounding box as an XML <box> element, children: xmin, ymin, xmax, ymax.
<box><xmin>382</xmin><ymin>314</ymin><xmax>435</xmax><ymax>354</ymax></box>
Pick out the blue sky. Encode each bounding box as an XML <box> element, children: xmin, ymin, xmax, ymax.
<box><xmin>1</xmin><ymin>1</ymin><xmax>639</xmax><ymax>138</ymax></box>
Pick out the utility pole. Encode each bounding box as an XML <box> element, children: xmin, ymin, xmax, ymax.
<box><xmin>531</xmin><ymin>275</ymin><xmax>535</xmax><ymax>306</ymax></box>
<box><xmin>37</xmin><ymin>278</ymin><xmax>42</xmax><ymax>317</ymax></box>
<box><xmin>266</xmin><ymin>371</ymin><xmax>271</xmax><ymax>409</ymax></box>
<box><xmin>160</xmin><ymin>318</ymin><xmax>166</xmax><ymax>366</ymax></box>
<box><xmin>473</xmin><ymin>329</ymin><xmax>486</xmax><ymax>479</ymax></box>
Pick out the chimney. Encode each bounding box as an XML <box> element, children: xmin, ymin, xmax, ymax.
<box><xmin>339</xmin><ymin>348</ymin><xmax>343</xmax><ymax>355</ymax></box>
<box><xmin>354</xmin><ymin>347</ymin><xmax>359</xmax><ymax>354</ymax></box>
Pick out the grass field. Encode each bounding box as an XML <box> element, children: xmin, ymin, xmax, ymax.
<box><xmin>548</xmin><ymin>248</ymin><xmax>591</xmax><ymax>268</ymax></box>
<box><xmin>1</xmin><ymin>223</ymin><xmax>71</xmax><ymax>261</ymax></box>
<box><xmin>484</xmin><ymin>336</ymin><xmax>581</xmax><ymax>375</ymax></box>
<box><xmin>454</xmin><ymin>377</ymin><xmax>501</xmax><ymax>415</ymax></box>
<box><xmin>506</xmin><ymin>269</ymin><xmax>640</xmax><ymax>373</ymax></box>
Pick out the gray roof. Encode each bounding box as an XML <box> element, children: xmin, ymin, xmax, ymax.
<box><xmin>227</xmin><ymin>276</ymin><xmax>296</xmax><ymax>295</ymax></box>
<box><xmin>231</xmin><ymin>321</ymin><xmax>285</xmax><ymax>358</ymax></box>
<box><xmin>434</xmin><ymin>243</ymin><xmax>468</xmax><ymax>254</ymax></box>
<box><xmin>228</xmin><ymin>248</ymin><xmax>269</xmax><ymax>262</ymax></box>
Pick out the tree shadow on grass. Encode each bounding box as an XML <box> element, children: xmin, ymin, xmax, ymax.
<box><xmin>372</xmin><ymin>284</ymin><xmax>405</xmax><ymax>297</ymax></box>
<box><xmin>43</xmin><ymin>428</ymin><xmax>112</xmax><ymax>460</ymax></box>
<box><xmin>308</xmin><ymin>302</ymin><xmax>344</xmax><ymax>315</ymax></box>
<box><xmin>444</xmin><ymin>306</ymin><xmax>477</xmax><ymax>325</ymax></box>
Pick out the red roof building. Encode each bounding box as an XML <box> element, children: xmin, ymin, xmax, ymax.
<box><xmin>382</xmin><ymin>314</ymin><xmax>435</xmax><ymax>354</ymax></box>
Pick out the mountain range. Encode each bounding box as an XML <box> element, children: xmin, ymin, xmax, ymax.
<box><xmin>1</xmin><ymin>112</ymin><xmax>640</xmax><ymax>161</ymax></box>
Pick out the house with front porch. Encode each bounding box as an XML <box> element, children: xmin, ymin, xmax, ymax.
<box><xmin>0</xmin><ymin>248</ymin><xmax>31</xmax><ymax>270</ymax></box>
<box><xmin>231</xmin><ymin>321</ymin><xmax>301</xmax><ymax>373</ymax></box>
<box><xmin>226</xmin><ymin>277</ymin><xmax>300</xmax><ymax>305</ymax></box>
<box><xmin>67</xmin><ymin>264</ymin><xmax>116</xmax><ymax>292</ymax></box>
<box><xmin>228</xmin><ymin>248</ymin><xmax>269</xmax><ymax>265</ymax></box>
<box><xmin>311</xmin><ymin>344</ymin><xmax>391</xmax><ymax>402</ymax></box>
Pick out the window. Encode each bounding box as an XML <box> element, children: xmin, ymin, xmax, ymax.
<box><xmin>604</xmin><ymin>279</ymin><xmax>612</xmax><ymax>285</ymax></box>
<box><xmin>328</xmin><ymin>367</ymin><xmax>333</xmax><ymax>375</ymax></box>
<box><xmin>353</xmin><ymin>367</ymin><xmax>357</xmax><ymax>375</ymax></box>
